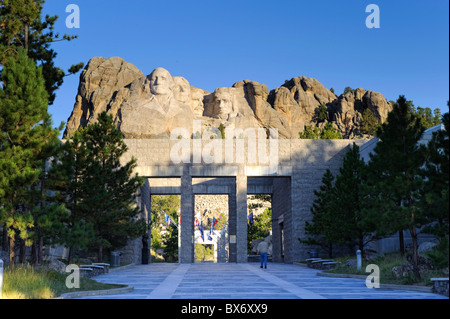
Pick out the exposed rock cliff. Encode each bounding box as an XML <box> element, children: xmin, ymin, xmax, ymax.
<box><xmin>64</xmin><ymin>56</ymin><xmax>392</xmax><ymax>139</ymax></box>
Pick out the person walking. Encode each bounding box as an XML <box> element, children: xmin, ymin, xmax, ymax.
<box><xmin>256</xmin><ymin>237</ymin><xmax>270</xmax><ymax>269</ymax></box>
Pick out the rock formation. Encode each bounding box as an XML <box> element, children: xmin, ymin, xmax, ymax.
<box><xmin>64</xmin><ymin>56</ymin><xmax>392</xmax><ymax>139</ymax></box>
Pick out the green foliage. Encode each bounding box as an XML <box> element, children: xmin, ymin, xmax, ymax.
<box><xmin>304</xmin><ymin>145</ymin><xmax>378</xmax><ymax>256</ymax></box>
<box><xmin>414</xmin><ymin>106</ymin><xmax>442</xmax><ymax>129</ymax></box>
<box><xmin>47</xmin><ymin>128</ymin><xmax>95</xmax><ymax>263</ymax></box>
<box><xmin>2</xmin><ymin>266</ymin><xmax>125</xmax><ymax>299</ymax></box>
<box><xmin>299</xmin><ymin>123</ymin><xmax>342</xmax><ymax>139</ymax></box>
<box><xmin>315</xmin><ymin>104</ymin><xmax>328</xmax><ymax>123</ymax></box>
<box><xmin>195</xmin><ymin>244</ymin><xmax>214</xmax><ymax>261</ymax></box>
<box><xmin>321</xmin><ymin>123</ymin><xmax>342</xmax><ymax>139</ymax></box>
<box><xmin>419</xmin><ymin>110</ymin><xmax>449</xmax><ymax>239</ymax></box>
<box><xmin>247</xmin><ymin>208</ymin><xmax>272</xmax><ymax>253</ymax></box>
<box><xmin>0</xmin><ymin>0</ymin><xmax>84</xmax><ymax>104</ymax></box>
<box><xmin>0</xmin><ymin>48</ymin><xmax>50</xmax><ymax>266</ymax></box>
<box><xmin>360</xmin><ymin>108</ymin><xmax>380</xmax><ymax>135</ymax></box>
<box><xmin>162</xmin><ymin>226</ymin><xmax>178</xmax><ymax>262</ymax></box>
<box><xmin>343</xmin><ymin>86</ymin><xmax>355</xmax><ymax>95</ymax></box>
<box><xmin>302</xmin><ymin>169</ymin><xmax>336</xmax><ymax>257</ymax></box>
<box><xmin>151</xmin><ymin>195</ymin><xmax>180</xmax><ymax>227</ymax></box>
<box><xmin>299</xmin><ymin>125</ymin><xmax>321</xmax><ymax>139</ymax></box>
<box><xmin>218</xmin><ymin>123</ymin><xmax>226</xmax><ymax>139</ymax></box>
<box><xmin>366</xmin><ymin>95</ymin><xmax>427</xmax><ymax>277</ymax></box>
<box><xmin>426</xmin><ymin>240</ymin><xmax>449</xmax><ymax>269</ymax></box>
<box><xmin>75</xmin><ymin>112</ymin><xmax>146</xmax><ymax>261</ymax></box>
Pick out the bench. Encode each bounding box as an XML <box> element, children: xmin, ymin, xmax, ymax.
<box><xmin>92</xmin><ymin>263</ymin><xmax>110</xmax><ymax>274</ymax></box>
<box><xmin>430</xmin><ymin>278</ymin><xmax>449</xmax><ymax>297</ymax></box>
<box><xmin>80</xmin><ymin>264</ymin><xmax>104</xmax><ymax>277</ymax></box>
<box><xmin>79</xmin><ymin>267</ymin><xmax>93</xmax><ymax>278</ymax></box>
<box><xmin>322</xmin><ymin>262</ymin><xmax>341</xmax><ymax>270</ymax></box>
<box><xmin>310</xmin><ymin>259</ymin><xmax>334</xmax><ymax>269</ymax></box>
<box><xmin>306</xmin><ymin>258</ymin><xmax>322</xmax><ymax>267</ymax></box>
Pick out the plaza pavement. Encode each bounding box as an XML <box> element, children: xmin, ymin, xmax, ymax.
<box><xmin>76</xmin><ymin>262</ymin><xmax>447</xmax><ymax>299</ymax></box>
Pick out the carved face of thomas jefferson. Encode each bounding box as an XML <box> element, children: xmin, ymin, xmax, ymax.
<box><xmin>149</xmin><ymin>67</ymin><xmax>174</xmax><ymax>96</ymax></box>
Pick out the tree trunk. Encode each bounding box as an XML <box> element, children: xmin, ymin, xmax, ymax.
<box><xmin>410</xmin><ymin>226</ymin><xmax>421</xmax><ymax>280</ymax></box>
<box><xmin>31</xmin><ymin>242</ymin><xmax>38</xmax><ymax>265</ymax></box>
<box><xmin>98</xmin><ymin>245</ymin><xmax>103</xmax><ymax>263</ymax></box>
<box><xmin>38</xmin><ymin>237</ymin><xmax>44</xmax><ymax>264</ymax></box>
<box><xmin>399</xmin><ymin>230</ymin><xmax>405</xmax><ymax>256</ymax></box>
<box><xmin>9</xmin><ymin>234</ymin><xmax>15</xmax><ymax>267</ymax></box>
<box><xmin>68</xmin><ymin>246</ymin><xmax>73</xmax><ymax>265</ymax></box>
<box><xmin>24</xmin><ymin>23</ymin><xmax>29</xmax><ymax>51</ymax></box>
<box><xmin>19</xmin><ymin>238</ymin><xmax>26</xmax><ymax>264</ymax></box>
<box><xmin>2</xmin><ymin>226</ymin><xmax>8</xmax><ymax>251</ymax></box>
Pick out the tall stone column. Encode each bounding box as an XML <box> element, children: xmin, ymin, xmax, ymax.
<box><xmin>235</xmin><ymin>175</ymin><xmax>248</xmax><ymax>263</ymax></box>
<box><xmin>272</xmin><ymin>177</ymin><xmax>292</xmax><ymax>263</ymax></box>
<box><xmin>180</xmin><ymin>165</ymin><xmax>194</xmax><ymax>263</ymax></box>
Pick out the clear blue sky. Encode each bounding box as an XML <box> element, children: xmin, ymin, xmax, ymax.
<box><xmin>42</xmin><ymin>0</ymin><xmax>449</xmax><ymax>131</ymax></box>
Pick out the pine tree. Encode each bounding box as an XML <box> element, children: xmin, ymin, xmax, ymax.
<box><xmin>81</xmin><ymin>112</ymin><xmax>146</xmax><ymax>262</ymax></box>
<box><xmin>366</xmin><ymin>95</ymin><xmax>427</xmax><ymax>279</ymax></box>
<box><xmin>331</xmin><ymin>143</ymin><xmax>379</xmax><ymax>253</ymax></box>
<box><xmin>0</xmin><ymin>0</ymin><xmax>84</xmax><ymax>104</ymax></box>
<box><xmin>28</xmin><ymin>113</ymin><xmax>66</xmax><ymax>264</ymax></box>
<box><xmin>420</xmin><ymin>110</ymin><xmax>449</xmax><ymax>240</ymax></box>
<box><xmin>47</xmin><ymin>128</ymin><xmax>95</xmax><ymax>264</ymax></box>
<box><xmin>302</xmin><ymin>169</ymin><xmax>336</xmax><ymax>258</ymax></box>
<box><xmin>360</xmin><ymin>108</ymin><xmax>380</xmax><ymax>136</ymax></box>
<box><xmin>0</xmin><ymin>48</ymin><xmax>48</xmax><ymax>267</ymax></box>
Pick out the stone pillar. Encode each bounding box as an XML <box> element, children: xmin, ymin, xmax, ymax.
<box><xmin>228</xmin><ymin>185</ymin><xmax>237</xmax><ymax>262</ymax></box>
<box><xmin>180</xmin><ymin>165</ymin><xmax>194</xmax><ymax>263</ymax></box>
<box><xmin>236</xmin><ymin>175</ymin><xmax>248</xmax><ymax>263</ymax></box>
<box><xmin>272</xmin><ymin>177</ymin><xmax>292</xmax><ymax>263</ymax></box>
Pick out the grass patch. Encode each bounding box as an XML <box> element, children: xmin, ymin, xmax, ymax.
<box><xmin>325</xmin><ymin>252</ymin><xmax>448</xmax><ymax>286</ymax></box>
<box><xmin>2</xmin><ymin>265</ymin><xmax>126</xmax><ymax>299</ymax></box>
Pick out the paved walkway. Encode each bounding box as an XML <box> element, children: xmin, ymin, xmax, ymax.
<box><xmin>78</xmin><ymin>263</ymin><xmax>447</xmax><ymax>299</ymax></box>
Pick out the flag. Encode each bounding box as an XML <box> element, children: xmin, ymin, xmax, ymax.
<box><xmin>209</xmin><ymin>222</ymin><xmax>214</xmax><ymax>236</ymax></box>
<box><xmin>194</xmin><ymin>213</ymin><xmax>200</xmax><ymax>227</ymax></box>
<box><xmin>199</xmin><ymin>222</ymin><xmax>204</xmax><ymax>242</ymax></box>
<box><xmin>164</xmin><ymin>212</ymin><xmax>170</xmax><ymax>225</ymax></box>
<box><xmin>248</xmin><ymin>212</ymin><xmax>254</xmax><ymax>226</ymax></box>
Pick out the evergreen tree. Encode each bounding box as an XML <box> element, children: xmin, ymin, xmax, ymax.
<box><xmin>315</xmin><ymin>104</ymin><xmax>328</xmax><ymax>123</ymax></box>
<box><xmin>0</xmin><ymin>48</ymin><xmax>48</xmax><ymax>266</ymax></box>
<box><xmin>360</xmin><ymin>108</ymin><xmax>380</xmax><ymax>136</ymax></box>
<box><xmin>81</xmin><ymin>112</ymin><xmax>146</xmax><ymax>262</ymax></box>
<box><xmin>299</xmin><ymin>123</ymin><xmax>342</xmax><ymax>139</ymax></box>
<box><xmin>47</xmin><ymin>128</ymin><xmax>95</xmax><ymax>264</ymax></box>
<box><xmin>320</xmin><ymin>122</ymin><xmax>342</xmax><ymax>139</ymax></box>
<box><xmin>0</xmin><ymin>0</ymin><xmax>84</xmax><ymax>104</ymax></box>
<box><xmin>247</xmin><ymin>208</ymin><xmax>272</xmax><ymax>253</ymax></box>
<box><xmin>419</xmin><ymin>110</ymin><xmax>449</xmax><ymax>240</ymax></box>
<box><xmin>332</xmin><ymin>144</ymin><xmax>379</xmax><ymax>252</ymax></box>
<box><xmin>299</xmin><ymin>125</ymin><xmax>321</xmax><ymax>139</ymax></box>
<box><xmin>366</xmin><ymin>95</ymin><xmax>427</xmax><ymax>279</ymax></box>
<box><xmin>302</xmin><ymin>169</ymin><xmax>336</xmax><ymax>258</ymax></box>
<box><xmin>162</xmin><ymin>225</ymin><xmax>178</xmax><ymax>262</ymax></box>
<box><xmin>28</xmin><ymin>113</ymin><xmax>66</xmax><ymax>265</ymax></box>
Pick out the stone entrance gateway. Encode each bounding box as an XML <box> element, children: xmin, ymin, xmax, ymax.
<box><xmin>120</xmin><ymin>138</ymin><xmax>366</xmax><ymax>264</ymax></box>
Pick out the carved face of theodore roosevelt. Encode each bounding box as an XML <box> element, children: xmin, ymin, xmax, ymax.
<box><xmin>149</xmin><ymin>67</ymin><xmax>174</xmax><ymax>96</ymax></box>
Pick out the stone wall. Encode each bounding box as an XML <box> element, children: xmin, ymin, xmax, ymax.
<box><xmin>119</xmin><ymin>138</ymin><xmax>367</xmax><ymax>264</ymax></box>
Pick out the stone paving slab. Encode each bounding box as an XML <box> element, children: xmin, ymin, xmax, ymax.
<box><xmin>77</xmin><ymin>263</ymin><xmax>448</xmax><ymax>300</ymax></box>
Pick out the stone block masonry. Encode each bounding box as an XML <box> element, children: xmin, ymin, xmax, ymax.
<box><xmin>118</xmin><ymin>139</ymin><xmax>368</xmax><ymax>264</ymax></box>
